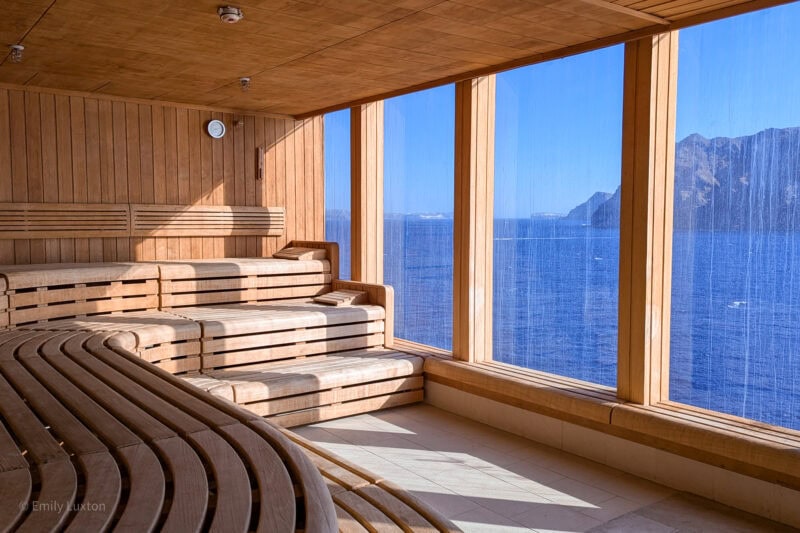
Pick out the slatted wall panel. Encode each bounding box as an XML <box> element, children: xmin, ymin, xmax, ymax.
<box><xmin>0</xmin><ymin>87</ymin><xmax>324</xmax><ymax>265</ymax></box>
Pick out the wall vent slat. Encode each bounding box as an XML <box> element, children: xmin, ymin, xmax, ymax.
<box><xmin>0</xmin><ymin>203</ymin><xmax>286</xmax><ymax>240</ymax></box>
<box><xmin>131</xmin><ymin>204</ymin><xmax>285</xmax><ymax>237</ymax></box>
<box><xmin>0</xmin><ymin>203</ymin><xmax>131</xmax><ymax>239</ymax></box>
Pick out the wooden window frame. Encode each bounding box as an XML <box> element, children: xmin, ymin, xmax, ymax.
<box><xmin>617</xmin><ymin>32</ymin><xmax>678</xmax><ymax>404</ymax></box>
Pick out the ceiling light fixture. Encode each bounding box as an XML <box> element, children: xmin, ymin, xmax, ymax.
<box><xmin>240</xmin><ymin>77</ymin><xmax>251</xmax><ymax>92</ymax></box>
<box><xmin>218</xmin><ymin>6</ymin><xmax>244</xmax><ymax>23</ymax></box>
<box><xmin>8</xmin><ymin>45</ymin><xmax>24</xmax><ymax>63</ymax></box>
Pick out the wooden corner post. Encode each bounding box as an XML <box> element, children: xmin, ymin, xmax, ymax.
<box><xmin>618</xmin><ymin>32</ymin><xmax>678</xmax><ymax>404</ymax></box>
<box><xmin>350</xmin><ymin>102</ymin><xmax>384</xmax><ymax>284</ymax></box>
<box><xmin>453</xmin><ymin>76</ymin><xmax>496</xmax><ymax>363</ymax></box>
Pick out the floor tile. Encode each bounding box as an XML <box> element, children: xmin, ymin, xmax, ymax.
<box><xmin>451</xmin><ymin>506</ymin><xmax>533</xmax><ymax>532</ymax></box>
<box><xmin>294</xmin><ymin>405</ymin><xmax>793</xmax><ymax>533</ymax></box>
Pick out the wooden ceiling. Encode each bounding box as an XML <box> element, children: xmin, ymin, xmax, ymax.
<box><xmin>0</xmin><ymin>0</ymin><xmax>791</xmax><ymax>117</ymax></box>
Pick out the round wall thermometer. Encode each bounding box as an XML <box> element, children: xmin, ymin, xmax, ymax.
<box><xmin>206</xmin><ymin>119</ymin><xmax>226</xmax><ymax>139</ymax></box>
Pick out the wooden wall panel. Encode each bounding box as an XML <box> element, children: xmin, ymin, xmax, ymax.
<box><xmin>0</xmin><ymin>86</ymin><xmax>323</xmax><ymax>265</ymax></box>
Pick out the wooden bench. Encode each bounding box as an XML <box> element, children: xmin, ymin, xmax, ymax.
<box><xmin>1</xmin><ymin>262</ymin><xmax>203</xmax><ymax>374</ymax></box>
<box><xmin>0</xmin><ymin>328</ymin><xmax>337</xmax><ymax>532</ymax></box>
<box><xmin>156</xmin><ymin>246</ymin><xmax>423</xmax><ymax>427</ymax></box>
<box><xmin>0</xmin><ymin>247</ymin><xmax>450</xmax><ymax>531</ymax></box>
<box><xmin>0</xmin><ymin>250</ymin><xmax>425</xmax><ymax>425</ymax></box>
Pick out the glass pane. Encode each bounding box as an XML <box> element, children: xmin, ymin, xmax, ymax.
<box><xmin>670</xmin><ymin>3</ymin><xmax>800</xmax><ymax>430</ymax></box>
<box><xmin>493</xmin><ymin>46</ymin><xmax>624</xmax><ymax>386</ymax></box>
<box><xmin>324</xmin><ymin>110</ymin><xmax>350</xmax><ymax>280</ymax></box>
<box><xmin>384</xmin><ymin>85</ymin><xmax>455</xmax><ymax>350</ymax></box>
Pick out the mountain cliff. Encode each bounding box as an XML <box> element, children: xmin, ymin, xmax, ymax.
<box><xmin>581</xmin><ymin>126</ymin><xmax>800</xmax><ymax>230</ymax></box>
<box><xmin>565</xmin><ymin>191</ymin><xmax>613</xmax><ymax>222</ymax></box>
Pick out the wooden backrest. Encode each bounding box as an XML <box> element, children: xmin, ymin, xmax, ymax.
<box><xmin>157</xmin><ymin>257</ymin><xmax>333</xmax><ymax>309</ymax></box>
<box><xmin>0</xmin><ymin>263</ymin><xmax>160</xmax><ymax>327</ymax></box>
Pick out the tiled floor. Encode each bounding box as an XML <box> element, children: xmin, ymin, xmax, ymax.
<box><xmin>293</xmin><ymin>404</ymin><xmax>795</xmax><ymax>532</ymax></box>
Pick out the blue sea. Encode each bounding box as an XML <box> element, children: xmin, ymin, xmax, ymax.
<box><xmin>327</xmin><ymin>217</ymin><xmax>800</xmax><ymax>431</ymax></box>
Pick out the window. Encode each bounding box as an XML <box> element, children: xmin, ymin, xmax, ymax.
<box><xmin>492</xmin><ymin>46</ymin><xmax>624</xmax><ymax>386</ymax></box>
<box><xmin>670</xmin><ymin>3</ymin><xmax>800</xmax><ymax>430</ymax></box>
<box><xmin>384</xmin><ymin>85</ymin><xmax>455</xmax><ymax>350</ymax></box>
<box><xmin>324</xmin><ymin>110</ymin><xmax>351</xmax><ymax>279</ymax></box>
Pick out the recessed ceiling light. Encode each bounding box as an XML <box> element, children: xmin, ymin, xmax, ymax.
<box><xmin>240</xmin><ymin>77</ymin><xmax>251</xmax><ymax>92</ymax></box>
<box><xmin>8</xmin><ymin>45</ymin><xmax>24</xmax><ymax>63</ymax></box>
<box><xmin>218</xmin><ymin>6</ymin><xmax>244</xmax><ymax>23</ymax></box>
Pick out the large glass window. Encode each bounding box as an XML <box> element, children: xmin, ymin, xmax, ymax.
<box><xmin>324</xmin><ymin>110</ymin><xmax>351</xmax><ymax>279</ymax></box>
<box><xmin>670</xmin><ymin>3</ymin><xmax>800</xmax><ymax>430</ymax></box>
<box><xmin>384</xmin><ymin>86</ymin><xmax>455</xmax><ymax>350</ymax></box>
<box><xmin>492</xmin><ymin>46</ymin><xmax>624</xmax><ymax>386</ymax></box>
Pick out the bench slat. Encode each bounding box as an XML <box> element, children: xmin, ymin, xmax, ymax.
<box><xmin>16</xmin><ymin>461</ymin><xmax>77</xmax><ymax>533</ymax></box>
<box><xmin>156</xmin><ymin>258</ymin><xmax>330</xmax><ymax>278</ymax></box>
<box><xmin>20</xmin><ymin>356</ymin><xmax>143</xmax><ymax>450</ymax></box>
<box><xmin>246</xmin><ymin>377</ymin><xmax>424</xmax><ymax>417</ymax></box>
<box><xmin>217</xmin><ymin>423</ymin><xmax>296</xmax><ymax>533</ymax></box>
<box><xmin>333</xmin><ymin>491</ymin><xmax>404</xmax><ymax>533</ymax></box>
<box><xmin>83</xmin><ymin>334</ymin><xmax>237</xmax><ymax>429</ymax></box>
<box><xmin>63</xmin><ymin>334</ymin><xmax>210</xmax><ymax>436</ymax></box>
<box><xmin>114</xmin><ymin>443</ymin><xmax>166</xmax><ymax>532</ymax></box>
<box><xmin>0</xmin><ymin>374</ymin><xmax>70</xmax><ymax>463</ymax></box>
<box><xmin>152</xmin><ymin>436</ymin><xmax>208</xmax><ymax>533</ymax></box>
<box><xmin>356</xmin><ymin>484</ymin><xmax>438</xmax><ymax>533</ymax></box>
<box><xmin>38</xmin><ymin>334</ymin><xmax>177</xmax><ymax>442</ymax></box>
<box><xmin>174</xmin><ymin>302</ymin><xmax>385</xmax><ymax>337</ymax></box>
<box><xmin>335</xmin><ymin>504</ymin><xmax>371</xmax><ymax>533</ymax></box>
<box><xmin>1</xmin><ymin>360</ymin><xmax>107</xmax><ymax>455</ymax></box>
<box><xmin>215</xmin><ymin>352</ymin><xmax>423</xmax><ymax>403</ymax></box>
<box><xmin>203</xmin><ymin>321</ymin><xmax>384</xmax><ymax>354</ymax></box>
<box><xmin>185</xmin><ymin>429</ymin><xmax>252</xmax><ymax>533</ymax></box>
<box><xmin>247</xmin><ymin>419</ymin><xmax>339</xmax><ymax>533</ymax></box>
<box><xmin>161</xmin><ymin>272</ymin><xmax>331</xmax><ymax>294</ymax></box>
<box><xmin>269</xmin><ymin>391</ymin><xmax>425</xmax><ymax>428</ymax></box>
<box><xmin>303</xmin><ymin>448</ymin><xmax>372</xmax><ymax>492</ymax></box>
<box><xmin>10</xmin><ymin>295</ymin><xmax>160</xmax><ymax>325</ymax></box>
<box><xmin>69</xmin><ymin>452</ymin><xmax>122</xmax><ymax>532</ymax></box>
<box><xmin>161</xmin><ymin>284</ymin><xmax>329</xmax><ymax>308</ymax></box>
<box><xmin>9</xmin><ymin>279</ymin><xmax>158</xmax><ymax>308</ymax></box>
<box><xmin>0</xmin><ymin>469</ymin><xmax>31</xmax><ymax>531</ymax></box>
<box><xmin>376</xmin><ymin>480</ymin><xmax>462</xmax><ymax>533</ymax></box>
<box><xmin>203</xmin><ymin>334</ymin><xmax>385</xmax><ymax>369</ymax></box>
<box><xmin>0</xmin><ymin>420</ymin><xmax>28</xmax><ymax>473</ymax></box>
<box><xmin>0</xmin><ymin>263</ymin><xmax>158</xmax><ymax>289</ymax></box>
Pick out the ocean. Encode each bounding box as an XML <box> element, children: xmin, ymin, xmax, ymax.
<box><xmin>326</xmin><ymin>217</ymin><xmax>800</xmax><ymax>431</ymax></box>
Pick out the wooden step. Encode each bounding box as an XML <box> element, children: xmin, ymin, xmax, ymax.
<box><xmin>157</xmin><ymin>257</ymin><xmax>332</xmax><ymax>308</ymax></box>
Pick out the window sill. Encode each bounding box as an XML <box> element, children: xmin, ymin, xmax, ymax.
<box><xmin>396</xmin><ymin>339</ymin><xmax>800</xmax><ymax>491</ymax></box>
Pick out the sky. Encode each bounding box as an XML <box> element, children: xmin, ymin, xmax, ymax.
<box><xmin>325</xmin><ymin>1</ymin><xmax>800</xmax><ymax>218</ymax></box>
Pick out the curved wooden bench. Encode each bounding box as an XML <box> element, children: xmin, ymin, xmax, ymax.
<box><xmin>0</xmin><ymin>328</ymin><xmax>337</xmax><ymax>532</ymax></box>
<box><xmin>286</xmin><ymin>432</ymin><xmax>460</xmax><ymax>533</ymax></box>
<box><xmin>0</xmin><ymin>254</ymin><xmax>450</xmax><ymax>531</ymax></box>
